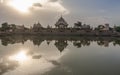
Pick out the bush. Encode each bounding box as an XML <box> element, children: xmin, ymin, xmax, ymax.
<box><xmin>115</xmin><ymin>26</ymin><xmax>120</xmax><ymax>32</ymax></box>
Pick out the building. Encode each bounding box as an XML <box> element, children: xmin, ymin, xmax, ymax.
<box><xmin>55</xmin><ymin>16</ymin><xmax>68</xmax><ymax>28</ymax></box>
<box><xmin>33</xmin><ymin>22</ymin><xmax>43</xmax><ymax>29</ymax></box>
<box><xmin>16</xmin><ymin>25</ymin><xmax>25</xmax><ymax>30</ymax></box>
<box><xmin>32</xmin><ymin>22</ymin><xmax>43</xmax><ymax>32</ymax></box>
<box><xmin>81</xmin><ymin>24</ymin><xmax>91</xmax><ymax>29</ymax></box>
<box><xmin>97</xmin><ymin>24</ymin><xmax>110</xmax><ymax>31</ymax></box>
<box><xmin>8</xmin><ymin>24</ymin><xmax>25</xmax><ymax>32</ymax></box>
<box><xmin>104</xmin><ymin>24</ymin><xmax>110</xmax><ymax>31</ymax></box>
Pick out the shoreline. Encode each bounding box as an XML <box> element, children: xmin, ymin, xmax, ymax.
<box><xmin>0</xmin><ymin>31</ymin><xmax>120</xmax><ymax>37</ymax></box>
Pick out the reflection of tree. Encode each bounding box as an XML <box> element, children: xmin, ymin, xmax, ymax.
<box><xmin>97</xmin><ymin>41</ymin><xmax>105</xmax><ymax>46</ymax></box>
<box><xmin>0</xmin><ymin>58</ymin><xmax>19</xmax><ymax>75</ymax></box>
<box><xmin>73</xmin><ymin>41</ymin><xmax>82</xmax><ymax>48</ymax></box>
<box><xmin>1</xmin><ymin>35</ymin><xmax>120</xmax><ymax>49</ymax></box>
<box><xmin>32</xmin><ymin>39</ymin><xmax>44</xmax><ymax>46</ymax></box>
<box><xmin>113</xmin><ymin>40</ymin><xmax>120</xmax><ymax>46</ymax></box>
<box><xmin>54</xmin><ymin>40</ymin><xmax>68</xmax><ymax>52</ymax></box>
<box><xmin>1</xmin><ymin>38</ymin><xmax>9</xmax><ymax>46</ymax></box>
<box><xmin>81</xmin><ymin>40</ymin><xmax>90</xmax><ymax>46</ymax></box>
<box><xmin>97</xmin><ymin>40</ymin><xmax>109</xmax><ymax>47</ymax></box>
<box><xmin>0</xmin><ymin>35</ymin><xmax>27</xmax><ymax>46</ymax></box>
<box><xmin>73</xmin><ymin>40</ymin><xmax>91</xmax><ymax>48</ymax></box>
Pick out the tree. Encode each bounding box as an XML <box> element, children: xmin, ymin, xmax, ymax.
<box><xmin>74</xmin><ymin>21</ymin><xmax>82</xmax><ymax>28</ymax></box>
<box><xmin>1</xmin><ymin>22</ymin><xmax>9</xmax><ymax>31</ymax></box>
<box><xmin>115</xmin><ymin>26</ymin><xmax>120</xmax><ymax>32</ymax></box>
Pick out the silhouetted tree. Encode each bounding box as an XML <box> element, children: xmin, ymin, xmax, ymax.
<box><xmin>74</xmin><ymin>21</ymin><xmax>82</xmax><ymax>28</ymax></box>
<box><xmin>115</xmin><ymin>26</ymin><xmax>120</xmax><ymax>32</ymax></box>
<box><xmin>1</xmin><ymin>22</ymin><xmax>9</xmax><ymax>31</ymax></box>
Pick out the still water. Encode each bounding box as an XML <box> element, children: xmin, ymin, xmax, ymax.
<box><xmin>0</xmin><ymin>35</ymin><xmax>120</xmax><ymax>75</ymax></box>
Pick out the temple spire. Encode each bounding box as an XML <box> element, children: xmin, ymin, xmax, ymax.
<box><xmin>55</xmin><ymin>16</ymin><xmax>68</xmax><ymax>28</ymax></box>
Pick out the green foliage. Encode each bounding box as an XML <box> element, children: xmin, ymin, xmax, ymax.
<box><xmin>1</xmin><ymin>22</ymin><xmax>9</xmax><ymax>31</ymax></box>
<box><xmin>115</xmin><ymin>26</ymin><xmax>120</xmax><ymax>32</ymax></box>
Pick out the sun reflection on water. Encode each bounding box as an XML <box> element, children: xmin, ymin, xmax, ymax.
<box><xmin>9</xmin><ymin>50</ymin><xmax>29</xmax><ymax>63</ymax></box>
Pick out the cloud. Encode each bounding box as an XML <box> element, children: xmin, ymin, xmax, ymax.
<box><xmin>33</xmin><ymin>3</ymin><xmax>42</xmax><ymax>7</ymax></box>
<box><xmin>50</xmin><ymin>0</ymin><xmax>58</xmax><ymax>1</ymax></box>
<box><xmin>0</xmin><ymin>0</ymin><xmax>69</xmax><ymax>27</ymax></box>
<box><xmin>31</xmin><ymin>0</ymin><xmax>69</xmax><ymax>15</ymax></box>
<box><xmin>3</xmin><ymin>0</ymin><xmax>69</xmax><ymax>15</ymax></box>
<box><xmin>82</xmin><ymin>16</ymin><xmax>110</xmax><ymax>26</ymax></box>
<box><xmin>43</xmin><ymin>1</ymin><xmax>69</xmax><ymax>14</ymax></box>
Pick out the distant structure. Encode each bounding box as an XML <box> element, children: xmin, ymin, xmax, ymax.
<box><xmin>33</xmin><ymin>22</ymin><xmax>43</xmax><ymax>29</ymax></box>
<box><xmin>33</xmin><ymin>22</ymin><xmax>43</xmax><ymax>32</ymax></box>
<box><xmin>55</xmin><ymin>16</ymin><xmax>68</xmax><ymax>28</ymax></box>
<box><xmin>0</xmin><ymin>16</ymin><xmax>120</xmax><ymax>36</ymax></box>
<box><xmin>97</xmin><ymin>24</ymin><xmax>110</xmax><ymax>31</ymax></box>
<box><xmin>8</xmin><ymin>24</ymin><xmax>26</xmax><ymax>32</ymax></box>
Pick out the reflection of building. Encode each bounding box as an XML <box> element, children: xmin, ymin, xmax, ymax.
<box><xmin>54</xmin><ymin>40</ymin><xmax>68</xmax><ymax>52</ymax></box>
<box><xmin>32</xmin><ymin>39</ymin><xmax>44</xmax><ymax>46</ymax></box>
<box><xmin>31</xmin><ymin>36</ymin><xmax>45</xmax><ymax>46</ymax></box>
<box><xmin>73</xmin><ymin>41</ymin><xmax>82</xmax><ymax>48</ymax></box>
<box><xmin>1</xmin><ymin>35</ymin><xmax>120</xmax><ymax>50</ymax></box>
<box><xmin>55</xmin><ymin>16</ymin><xmax>68</xmax><ymax>28</ymax></box>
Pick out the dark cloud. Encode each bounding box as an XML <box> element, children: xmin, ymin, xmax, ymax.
<box><xmin>49</xmin><ymin>0</ymin><xmax>59</xmax><ymax>2</ymax></box>
<box><xmin>33</xmin><ymin>3</ymin><xmax>42</xmax><ymax>7</ymax></box>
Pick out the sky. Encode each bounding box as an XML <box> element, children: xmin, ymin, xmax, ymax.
<box><xmin>0</xmin><ymin>0</ymin><xmax>120</xmax><ymax>27</ymax></box>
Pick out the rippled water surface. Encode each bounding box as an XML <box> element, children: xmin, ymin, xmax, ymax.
<box><xmin>0</xmin><ymin>35</ymin><xmax>120</xmax><ymax>75</ymax></box>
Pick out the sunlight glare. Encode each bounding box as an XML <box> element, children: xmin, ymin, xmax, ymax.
<box><xmin>0</xmin><ymin>0</ymin><xmax>3</xmax><ymax>3</ymax></box>
<box><xmin>9</xmin><ymin>51</ymin><xmax>29</xmax><ymax>62</ymax></box>
<box><xmin>7</xmin><ymin>0</ymin><xmax>33</xmax><ymax>13</ymax></box>
<box><xmin>7</xmin><ymin>0</ymin><xmax>48</xmax><ymax>13</ymax></box>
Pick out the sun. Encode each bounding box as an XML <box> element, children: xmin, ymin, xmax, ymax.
<box><xmin>7</xmin><ymin>0</ymin><xmax>32</xmax><ymax>13</ymax></box>
<box><xmin>7</xmin><ymin>0</ymin><xmax>48</xmax><ymax>13</ymax></box>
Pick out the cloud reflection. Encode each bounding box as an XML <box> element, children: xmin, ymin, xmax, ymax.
<box><xmin>9</xmin><ymin>51</ymin><xmax>29</xmax><ymax>63</ymax></box>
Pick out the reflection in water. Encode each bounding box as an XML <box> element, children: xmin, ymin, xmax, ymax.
<box><xmin>32</xmin><ymin>54</ymin><xmax>42</xmax><ymax>59</ymax></box>
<box><xmin>9</xmin><ymin>50</ymin><xmax>29</xmax><ymax>63</ymax></box>
<box><xmin>0</xmin><ymin>47</ymin><xmax>62</xmax><ymax>75</ymax></box>
<box><xmin>1</xmin><ymin>35</ymin><xmax>120</xmax><ymax>52</ymax></box>
<box><xmin>0</xmin><ymin>35</ymin><xmax>120</xmax><ymax>75</ymax></box>
<box><xmin>0</xmin><ymin>48</ymin><xmax>30</xmax><ymax>75</ymax></box>
<box><xmin>55</xmin><ymin>40</ymin><xmax>68</xmax><ymax>52</ymax></box>
<box><xmin>0</xmin><ymin>57</ymin><xmax>19</xmax><ymax>75</ymax></box>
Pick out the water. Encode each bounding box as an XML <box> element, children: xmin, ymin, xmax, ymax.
<box><xmin>0</xmin><ymin>35</ymin><xmax>120</xmax><ymax>75</ymax></box>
